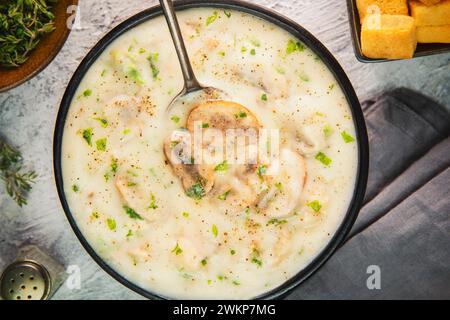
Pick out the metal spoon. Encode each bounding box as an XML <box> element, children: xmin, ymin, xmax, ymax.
<box><xmin>159</xmin><ymin>0</ymin><xmax>225</xmax><ymax>112</ymax></box>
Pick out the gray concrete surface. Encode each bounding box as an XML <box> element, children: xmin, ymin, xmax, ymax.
<box><xmin>0</xmin><ymin>0</ymin><xmax>449</xmax><ymax>300</ymax></box>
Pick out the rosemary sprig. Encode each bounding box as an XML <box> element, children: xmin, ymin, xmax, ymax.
<box><xmin>0</xmin><ymin>0</ymin><xmax>58</xmax><ymax>68</ymax></box>
<box><xmin>0</xmin><ymin>137</ymin><xmax>37</xmax><ymax>207</ymax></box>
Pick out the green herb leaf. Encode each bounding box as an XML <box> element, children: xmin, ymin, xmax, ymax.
<box><xmin>147</xmin><ymin>52</ymin><xmax>160</xmax><ymax>79</ymax></box>
<box><xmin>72</xmin><ymin>185</ymin><xmax>79</xmax><ymax>193</ymax></box>
<box><xmin>286</xmin><ymin>39</ymin><xmax>305</xmax><ymax>55</ymax></box>
<box><xmin>218</xmin><ymin>190</ymin><xmax>231</xmax><ymax>201</ymax></box>
<box><xmin>212</xmin><ymin>224</ymin><xmax>218</xmax><ymax>237</ymax></box>
<box><xmin>127</xmin><ymin>67</ymin><xmax>143</xmax><ymax>84</ymax></box>
<box><xmin>148</xmin><ymin>193</ymin><xmax>158</xmax><ymax>209</ymax></box>
<box><xmin>235</xmin><ymin>111</ymin><xmax>247</xmax><ymax>119</ymax></box>
<box><xmin>94</xmin><ymin>118</ymin><xmax>108</xmax><ymax>128</ymax></box>
<box><xmin>186</xmin><ymin>182</ymin><xmax>206</xmax><ymax>200</ymax></box>
<box><xmin>0</xmin><ymin>138</ymin><xmax>37</xmax><ymax>207</ymax></box>
<box><xmin>0</xmin><ymin>0</ymin><xmax>57</xmax><ymax>67</ymax></box>
<box><xmin>182</xmin><ymin>211</ymin><xmax>189</xmax><ymax>218</ymax></box>
<box><xmin>267</xmin><ymin>218</ymin><xmax>287</xmax><ymax>226</ymax></box>
<box><xmin>111</xmin><ymin>158</ymin><xmax>118</xmax><ymax>173</ymax></box>
<box><xmin>261</xmin><ymin>93</ymin><xmax>268</xmax><ymax>101</ymax></box>
<box><xmin>251</xmin><ymin>257</ymin><xmax>263</xmax><ymax>268</ymax></box>
<box><xmin>224</xmin><ymin>10</ymin><xmax>231</xmax><ymax>18</ymax></box>
<box><xmin>83</xmin><ymin>89</ymin><xmax>92</xmax><ymax>97</ymax></box>
<box><xmin>257</xmin><ymin>165</ymin><xmax>267</xmax><ymax>177</ymax></box>
<box><xmin>124</xmin><ymin>206</ymin><xmax>144</xmax><ymax>220</ymax></box>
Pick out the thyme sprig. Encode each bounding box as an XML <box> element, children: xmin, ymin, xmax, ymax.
<box><xmin>0</xmin><ymin>0</ymin><xmax>57</xmax><ymax>68</ymax></box>
<box><xmin>0</xmin><ymin>138</ymin><xmax>37</xmax><ymax>206</ymax></box>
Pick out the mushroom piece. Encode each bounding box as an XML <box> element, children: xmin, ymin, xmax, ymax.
<box><xmin>165</xmin><ymin>100</ymin><xmax>262</xmax><ymax>200</ymax></box>
<box><xmin>163</xmin><ymin>130</ymin><xmax>215</xmax><ymax>199</ymax></box>
<box><xmin>187</xmin><ymin>100</ymin><xmax>260</xmax><ymax>132</ymax></box>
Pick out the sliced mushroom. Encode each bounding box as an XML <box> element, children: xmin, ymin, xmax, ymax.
<box><xmin>163</xmin><ymin>131</ymin><xmax>215</xmax><ymax>198</ymax></box>
<box><xmin>187</xmin><ymin>100</ymin><xmax>260</xmax><ymax>132</ymax></box>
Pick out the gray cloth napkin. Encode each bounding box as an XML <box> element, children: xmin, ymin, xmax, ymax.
<box><xmin>287</xmin><ymin>88</ymin><xmax>450</xmax><ymax>300</ymax></box>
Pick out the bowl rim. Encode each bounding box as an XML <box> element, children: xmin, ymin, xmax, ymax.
<box><xmin>53</xmin><ymin>0</ymin><xmax>369</xmax><ymax>300</ymax></box>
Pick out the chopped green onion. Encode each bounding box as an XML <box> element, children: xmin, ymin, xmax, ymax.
<box><xmin>82</xmin><ymin>128</ymin><xmax>93</xmax><ymax>146</ymax></box>
<box><xmin>315</xmin><ymin>152</ymin><xmax>332</xmax><ymax>166</ymax></box>
<box><xmin>96</xmin><ymin>138</ymin><xmax>107</xmax><ymax>151</ymax></box>
<box><xmin>251</xmin><ymin>258</ymin><xmax>263</xmax><ymax>268</ymax></box>
<box><xmin>172</xmin><ymin>242</ymin><xmax>183</xmax><ymax>255</ymax></box>
<box><xmin>83</xmin><ymin>89</ymin><xmax>92</xmax><ymax>97</ymax></box>
<box><xmin>341</xmin><ymin>131</ymin><xmax>355</xmax><ymax>143</ymax></box>
<box><xmin>186</xmin><ymin>182</ymin><xmax>206</xmax><ymax>200</ymax></box>
<box><xmin>323</xmin><ymin>125</ymin><xmax>333</xmax><ymax>138</ymax></box>
<box><xmin>206</xmin><ymin>11</ymin><xmax>219</xmax><ymax>26</ymax></box>
<box><xmin>107</xmin><ymin>218</ymin><xmax>116</xmax><ymax>231</ymax></box>
<box><xmin>218</xmin><ymin>190</ymin><xmax>231</xmax><ymax>201</ymax></box>
<box><xmin>308</xmin><ymin>200</ymin><xmax>322</xmax><ymax>213</ymax></box>
<box><xmin>94</xmin><ymin>117</ymin><xmax>108</xmax><ymax>128</ymax></box>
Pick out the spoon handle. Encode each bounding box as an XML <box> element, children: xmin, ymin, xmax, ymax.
<box><xmin>159</xmin><ymin>0</ymin><xmax>201</xmax><ymax>92</ymax></box>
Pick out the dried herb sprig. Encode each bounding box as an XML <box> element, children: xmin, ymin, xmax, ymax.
<box><xmin>0</xmin><ymin>0</ymin><xmax>58</xmax><ymax>68</ymax></box>
<box><xmin>0</xmin><ymin>137</ymin><xmax>37</xmax><ymax>206</ymax></box>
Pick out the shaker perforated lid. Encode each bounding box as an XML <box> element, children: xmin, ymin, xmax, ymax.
<box><xmin>0</xmin><ymin>260</ymin><xmax>51</xmax><ymax>300</ymax></box>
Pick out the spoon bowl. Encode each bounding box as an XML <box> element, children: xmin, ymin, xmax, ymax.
<box><xmin>159</xmin><ymin>0</ymin><xmax>226</xmax><ymax>112</ymax></box>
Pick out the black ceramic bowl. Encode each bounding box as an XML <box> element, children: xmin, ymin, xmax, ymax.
<box><xmin>54</xmin><ymin>0</ymin><xmax>369</xmax><ymax>300</ymax></box>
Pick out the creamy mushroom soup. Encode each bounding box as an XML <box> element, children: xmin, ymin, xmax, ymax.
<box><xmin>62</xmin><ymin>8</ymin><xmax>358</xmax><ymax>299</ymax></box>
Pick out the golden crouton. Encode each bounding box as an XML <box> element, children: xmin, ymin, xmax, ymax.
<box><xmin>417</xmin><ymin>25</ymin><xmax>450</xmax><ymax>42</ymax></box>
<box><xmin>417</xmin><ymin>0</ymin><xmax>441</xmax><ymax>5</ymax></box>
<box><xmin>357</xmin><ymin>0</ymin><xmax>409</xmax><ymax>22</ymax></box>
<box><xmin>362</xmin><ymin>14</ymin><xmax>417</xmax><ymax>59</ymax></box>
<box><xmin>410</xmin><ymin>0</ymin><xmax>450</xmax><ymax>26</ymax></box>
